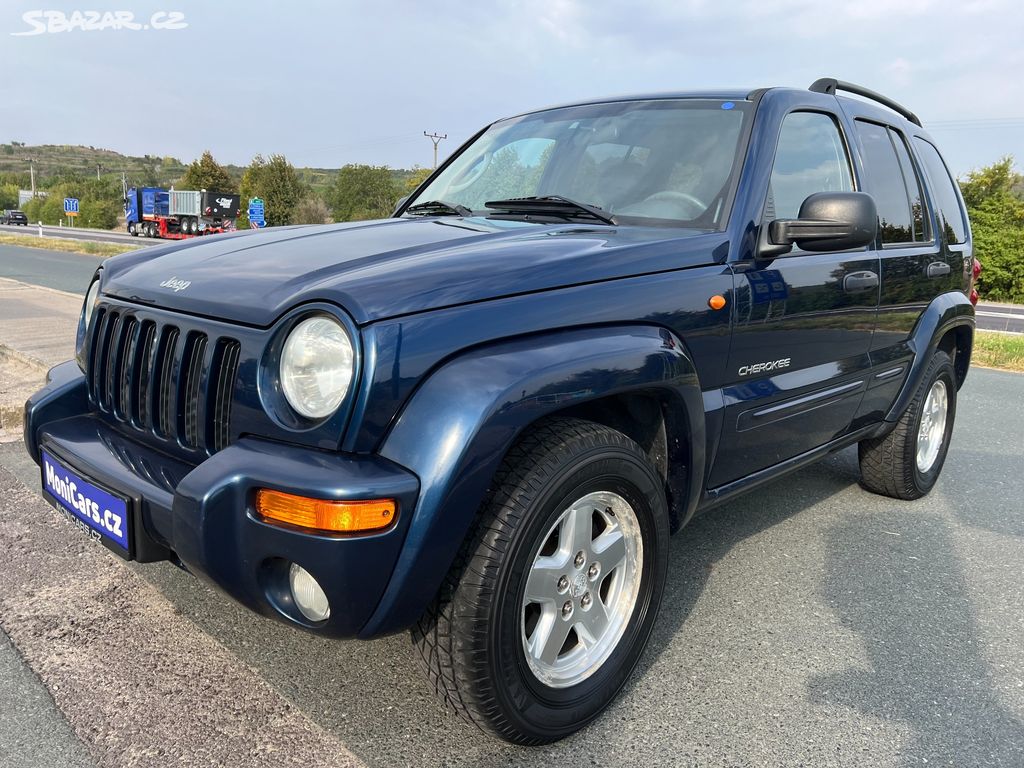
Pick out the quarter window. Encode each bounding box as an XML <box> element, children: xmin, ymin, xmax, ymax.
<box><xmin>855</xmin><ymin>121</ymin><xmax>915</xmax><ymax>244</ymax></box>
<box><xmin>767</xmin><ymin>112</ymin><xmax>853</xmax><ymax>221</ymax></box>
<box><xmin>914</xmin><ymin>138</ymin><xmax>968</xmax><ymax>245</ymax></box>
<box><xmin>889</xmin><ymin>128</ymin><xmax>927</xmax><ymax>241</ymax></box>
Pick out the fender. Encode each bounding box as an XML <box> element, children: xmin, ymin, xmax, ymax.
<box><xmin>360</xmin><ymin>324</ymin><xmax>704</xmax><ymax>637</ymax></box>
<box><xmin>885</xmin><ymin>291</ymin><xmax>975</xmax><ymax>423</ymax></box>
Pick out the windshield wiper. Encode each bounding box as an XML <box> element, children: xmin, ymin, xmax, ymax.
<box><xmin>405</xmin><ymin>200</ymin><xmax>473</xmax><ymax>217</ymax></box>
<box><xmin>484</xmin><ymin>195</ymin><xmax>617</xmax><ymax>225</ymax></box>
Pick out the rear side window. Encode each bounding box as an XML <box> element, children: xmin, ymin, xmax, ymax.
<box><xmin>855</xmin><ymin>121</ymin><xmax>917</xmax><ymax>244</ymax></box>
<box><xmin>767</xmin><ymin>112</ymin><xmax>853</xmax><ymax>220</ymax></box>
<box><xmin>914</xmin><ymin>138</ymin><xmax>968</xmax><ymax>244</ymax></box>
<box><xmin>889</xmin><ymin>129</ymin><xmax>927</xmax><ymax>241</ymax></box>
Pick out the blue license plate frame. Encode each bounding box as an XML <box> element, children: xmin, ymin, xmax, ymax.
<box><xmin>40</xmin><ymin>449</ymin><xmax>131</xmax><ymax>557</ymax></box>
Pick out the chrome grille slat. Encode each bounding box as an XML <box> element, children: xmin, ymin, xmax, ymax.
<box><xmin>85</xmin><ymin>303</ymin><xmax>240</xmax><ymax>456</ymax></box>
<box><xmin>93</xmin><ymin>311</ymin><xmax>118</xmax><ymax>410</ymax></box>
<box><xmin>180</xmin><ymin>332</ymin><xmax>207</xmax><ymax>450</ymax></box>
<box><xmin>133</xmin><ymin>322</ymin><xmax>157</xmax><ymax>428</ymax></box>
<box><xmin>211</xmin><ymin>340</ymin><xmax>240</xmax><ymax>453</ymax></box>
<box><xmin>156</xmin><ymin>327</ymin><xmax>180</xmax><ymax>440</ymax></box>
<box><xmin>103</xmin><ymin>313</ymin><xmax>123</xmax><ymax>413</ymax></box>
<box><xmin>113</xmin><ymin>317</ymin><xmax>138</xmax><ymax>420</ymax></box>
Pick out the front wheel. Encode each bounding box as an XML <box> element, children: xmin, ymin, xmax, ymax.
<box><xmin>413</xmin><ymin>418</ymin><xmax>669</xmax><ymax>744</ymax></box>
<box><xmin>859</xmin><ymin>349</ymin><xmax>957</xmax><ymax>499</ymax></box>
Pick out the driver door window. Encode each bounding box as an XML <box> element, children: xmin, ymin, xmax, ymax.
<box><xmin>767</xmin><ymin>112</ymin><xmax>853</xmax><ymax>220</ymax></box>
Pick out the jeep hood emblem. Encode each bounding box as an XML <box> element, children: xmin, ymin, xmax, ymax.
<box><xmin>159</xmin><ymin>277</ymin><xmax>191</xmax><ymax>292</ymax></box>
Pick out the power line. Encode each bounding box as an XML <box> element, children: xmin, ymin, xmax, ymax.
<box><xmin>424</xmin><ymin>131</ymin><xmax>447</xmax><ymax>169</ymax></box>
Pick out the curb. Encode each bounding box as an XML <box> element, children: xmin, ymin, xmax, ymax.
<box><xmin>0</xmin><ymin>342</ymin><xmax>51</xmax><ymax>377</ymax></box>
<box><xmin>0</xmin><ymin>276</ymin><xmax>82</xmax><ymax>301</ymax></box>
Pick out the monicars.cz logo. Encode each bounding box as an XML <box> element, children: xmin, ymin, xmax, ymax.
<box><xmin>11</xmin><ymin>10</ymin><xmax>187</xmax><ymax>35</ymax></box>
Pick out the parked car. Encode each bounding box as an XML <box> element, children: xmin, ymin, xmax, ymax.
<box><xmin>25</xmin><ymin>78</ymin><xmax>977</xmax><ymax>744</ymax></box>
<box><xmin>2</xmin><ymin>209</ymin><xmax>28</xmax><ymax>225</ymax></box>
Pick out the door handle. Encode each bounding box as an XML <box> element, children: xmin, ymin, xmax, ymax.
<box><xmin>927</xmin><ymin>261</ymin><xmax>951</xmax><ymax>278</ymax></box>
<box><xmin>843</xmin><ymin>270</ymin><xmax>879</xmax><ymax>293</ymax></box>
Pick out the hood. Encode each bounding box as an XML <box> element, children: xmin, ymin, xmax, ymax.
<box><xmin>101</xmin><ymin>217</ymin><xmax>726</xmax><ymax>326</ymax></box>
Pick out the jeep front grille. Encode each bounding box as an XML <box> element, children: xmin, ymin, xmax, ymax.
<box><xmin>87</xmin><ymin>307</ymin><xmax>240</xmax><ymax>454</ymax></box>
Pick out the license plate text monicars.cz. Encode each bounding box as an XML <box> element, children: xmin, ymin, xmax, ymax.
<box><xmin>41</xmin><ymin>451</ymin><xmax>129</xmax><ymax>551</ymax></box>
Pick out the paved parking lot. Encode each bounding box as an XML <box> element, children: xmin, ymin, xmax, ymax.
<box><xmin>1</xmin><ymin>367</ymin><xmax>1022</xmax><ymax>767</ymax></box>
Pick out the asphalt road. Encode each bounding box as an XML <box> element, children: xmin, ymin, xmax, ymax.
<box><xmin>0</xmin><ymin>368</ymin><xmax>1021</xmax><ymax>767</ymax></box>
<box><xmin>976</xmin><ymin>302</ymin><xmax>1024</xmax><ymax>334</ymax></box>
<box><xmin>0</xmin><ymin>630</ymin><xmax>94</xmax><ymax>768</ymax></box>
<box><xmin>0</xmin><ymin>244</ymin><xmax>102</xmax><ymax>295</ymax></box>
<box><xmin>0</xmin><ymin>221</ymin><xmax>142</xmax><ymax>245</ymax></box>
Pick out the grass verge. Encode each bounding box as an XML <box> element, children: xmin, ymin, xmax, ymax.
<box><xmin>0</xmin><ymin>232</ymin><xmax>143</xmax><ymax>257</ymax></box>
<box><xmin>973</xmin><ymin>330</ymin><xmax>1024</xmax><ymax>372</ymax></box>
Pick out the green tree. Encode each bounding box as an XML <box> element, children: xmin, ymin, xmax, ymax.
<box><xmin>0</xmin><ymin>183</ymin><xmax>18</xmax><ymax>209</ymax></box>
<box><xmin>292</xmin><ymin>195</ymin><xmax>331</xmax><ymax>225</ymax></box>
<box><xmin>959</xmin><ymin>157</ymin><xmax>1024</xmax><ymax>302</ymax></box>
<box><xmin>22</xmin><ymin>196</ymin><xmax>45</xmax><ymax>223</ymax></box>
<box><xmin>239</xmin><ymin>154</ymin><xmax>305</xmax><ymax>227</ymax></box>
<box><xmin>78</xmin><ymin>197</ymin><xmax>121</xmax><ymax>229</ymax></box>
<box><xmin>404</xmin><ymin>166</ymin><xmax>433</xmax><ymax>194</ymax></box>
<box><xmin>180</xmin><ymin>150</ymin><xmax>236</xmax><ymax>193</ymax></box>
<box><xmin>330</xmin><ymin>164</ymin><xmax>400</xmax><ymax>222</ymax></box>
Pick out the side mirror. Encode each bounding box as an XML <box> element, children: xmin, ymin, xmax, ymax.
<box><xmin>392</xmin><ymin>195</ymin><xmax>409</xmax><ymax>217</ymax></box>
<box><xmin>766</xmin><ymin>192</ymin><xmax>877</xmax><ymax>254</ymax></box>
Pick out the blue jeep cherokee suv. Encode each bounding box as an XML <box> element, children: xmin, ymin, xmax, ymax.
<box><xmin>25</xmin><ymin>79</ymin><xmax>978</xmax><ymax>743</ymax></box>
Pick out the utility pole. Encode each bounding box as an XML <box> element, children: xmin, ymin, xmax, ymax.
<box><xmin>97</xmin><ymin>164</ymin><xmax>101</xmax><ymax>180</ymax></box>
<box><xmin>424</xmin><ymin>131</ymin><xmax>447</xmax><ymax>169</ymax></box>
<box><xmin>28</xmin><ymin>157</ymin><xmax>35</xmax><ymax>198</ymax></box>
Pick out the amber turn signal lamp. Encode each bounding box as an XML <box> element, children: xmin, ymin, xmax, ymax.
<box><xmin>708</xmin><ymin>294</ymin><xmax>727</xmax><ymax>310</ymax></box>
<box><xmin>255</xmin><ymin>489</ymin><xmax>396</xmax><ymax>534</ymax></box>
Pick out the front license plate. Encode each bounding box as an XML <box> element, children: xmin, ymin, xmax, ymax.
<box><xmin>41</xmin><ymin>450</ymin><xmax>130</xmax><ymax>553</ymax></box>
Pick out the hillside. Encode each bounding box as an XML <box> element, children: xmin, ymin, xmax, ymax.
<box><xmin>0</xmin><ymin>143</ymin><xmax>420</xmax><ymax>194</ymax></box>
<box><xmin>0</xmin><ymin>143</ymin><xmax>189</xmax><ymax>188</ymax></box>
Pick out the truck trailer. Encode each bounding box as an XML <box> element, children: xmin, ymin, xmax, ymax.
<box><xmin>124</xmin><ymin>185</ymin><xmax>240</xmax><ymax>239</ymax></box>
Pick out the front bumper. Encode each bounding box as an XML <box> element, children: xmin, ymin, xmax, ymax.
<box><xmin>25</xmin><ymin>362</ymin><xmax>420</xmax><ymax>638</ymax></box>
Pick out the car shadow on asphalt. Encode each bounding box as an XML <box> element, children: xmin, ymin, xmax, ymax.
<box><xmin>807</xmin><ymin>507</ymin><xmax>1024</xmax><ymax>766</ymax></box>
<box><xmin>629</xmin><ymin>441</ymin><xmax>1024</xmax><ymax>767</ymax></box>
<box><xmin>632</xmin><ymin>447</ymin><xmax>865</xmax><ymax>680</ymax></box>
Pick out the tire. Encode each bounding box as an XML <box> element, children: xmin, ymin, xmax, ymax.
<box><xmin>128</xmin><ymin>222</ymin><xmax>137</xmax><ymax>236</ymax></box>
<box><xmin>412</xmin><ymin>417</ymin><xmax>670</xmax><ymax>744</ymax></box>
<box><xmin>859</xmin><ymin>349</ymin><xmax>957</xmax><ymax>500</ymax></box>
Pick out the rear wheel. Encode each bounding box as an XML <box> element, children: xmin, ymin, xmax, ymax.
<box><xmin>413</xmin><ymin>418</ymin><xmax>670</xmax><ymax>744</ymax></box>
<box><xmin>859</xmin><ymin>349</ymin><xmax>957</xmax><ymax>499</ymax></box>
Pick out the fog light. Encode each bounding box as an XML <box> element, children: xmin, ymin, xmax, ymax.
<box><xmin>289</xmin><ymin>563</ymin><xmax>331</xmax><ymax>622</ymax></box>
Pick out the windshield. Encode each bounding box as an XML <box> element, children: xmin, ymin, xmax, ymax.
<box><xmin>407</xmin><ymin>99</ymin><xmax>751</xmax><ymax>228</ymax></box>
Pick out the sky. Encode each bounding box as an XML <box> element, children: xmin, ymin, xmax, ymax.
<box><xmin>2</xmin><ymin>0</ymin><xmax>1022</xmax><ymax>177</ymax></box>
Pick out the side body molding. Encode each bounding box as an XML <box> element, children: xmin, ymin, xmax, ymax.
<box><xmin>362</xmin><ymin>325</ymin><xmax>704</xmax><ymax>637</ymax></box>
<box><xmin>885</xmin><ymin>291</ymin><xmax>975</xmax><ymax>423</ymax></box>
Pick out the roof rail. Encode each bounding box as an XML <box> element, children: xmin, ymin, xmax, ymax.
<box><xmin>809</xmin><ymin>78</ymin><xmax>922</xmax><ymax>127</ymax></box>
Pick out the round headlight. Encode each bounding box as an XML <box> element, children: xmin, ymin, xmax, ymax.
<box><xmin>77</xmin><ymin>280</ymin><xmax>101</xmax><ymax>371</ymax></box>
<box><xmin>83</xmin><ymin>280</ymin><xmax>100</xmax><ymax>330</ymax></box>
<box><xmin>280</xmin><ymin>315</ymin><xmax>354</xmax><ymax>420</ymax></box>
